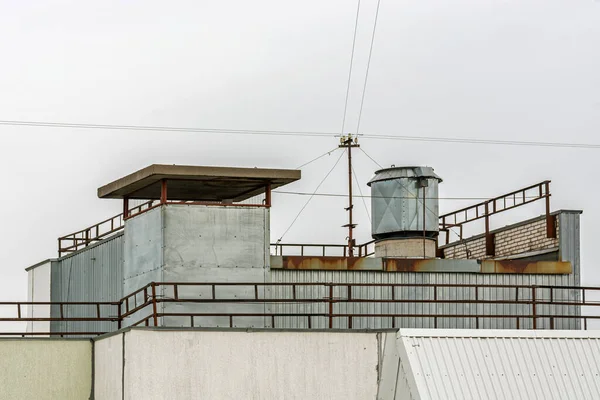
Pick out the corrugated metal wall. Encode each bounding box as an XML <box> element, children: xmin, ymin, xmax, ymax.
<box><xmin>269</xmin><ymin>270</ymin><xmax>580</xmax><ymax>330</ymax></box>
<box><xmin>51</xmin><ymin>232</ymin><xmax>123</xmax><ymax>334</ymax></box>
<box><xmin>268</xmin><ymin>211</ymin><xmax>582</xmax><ymax>331</ymax></box>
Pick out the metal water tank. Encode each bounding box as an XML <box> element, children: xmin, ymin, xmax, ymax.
<box><xmin>367</xmin><ymin>166</ymin><xmax>442</xmax><ymax>258</ymax></box>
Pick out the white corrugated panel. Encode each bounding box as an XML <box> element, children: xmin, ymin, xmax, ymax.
<box><xmin>396</xmin><ymin>329</ymin><xmax>600</xmax><ymax>400</ymax></box>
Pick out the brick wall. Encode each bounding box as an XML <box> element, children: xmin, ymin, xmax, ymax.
<box><xmin>441</xmin><ymin>215</ymin><xmax>559</xmax><ymax>260</ymax></box>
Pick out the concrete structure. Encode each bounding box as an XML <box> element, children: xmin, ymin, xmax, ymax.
<box><xmin>124</xmin><ymin>204</ymin><xmax>272</xmax><ymax>327</ymax></box>
<box><xmin>95</xmin><ymin>329</ymin><xmax>380</xmax><ymax>400</ymax></box>
<box><xmin>3</xmin><ymin>328</ymin><xmax>600</xmax><ymax>399</ymax></box>
<box><xmin>368</xmin><ymin>166</ymin><xmax>442</xmax><ymax>258</ymax></box>
<box><xmin>21</xmin><ymin>164</ymin><xmax>585</xmax><ymax>335</ymax></box>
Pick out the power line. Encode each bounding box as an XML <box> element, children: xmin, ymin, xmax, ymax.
<box><xmin>295</xmin><ymin>146</ymin><xmax>340</xmax><ymax>169</ymax></box>
<box><xmin>351</xmin><ymin>165</ymin><xmax>371</xmax><ymax>220</ymax></box>
<box><xmin>359</xmin><ymin>146</ymin><xmax>383</xmax><ymax>169</ymax></box>
<box><xmin>276</xmin><ymin>149</ymin><xmax>345</xmax><ymax>242</ymax></box>
<box><xmin>356</xmin><ymin>0</ymin><xmax>382</xmax><ymax>134</ymax></box>
<box><xmin>272</xmin><ymin>190</ymin><xmax>542</xmax><ymax>201</ymax></box>
<box><xmin>0</xmin><ymin>119</ymin><xmax>336</xmax><ymax>138</ymax></box>
<box><xmin>360</xmin><ymin>133</ymin><xmax>600</xmax><ymax>149</ymax></box>
<box><xmin>341</xmin><ymin>0</ymin><xmax>362</xmax><ymax>134</ymax></box>
<box><xmin>2</xmin><ymin>119</ymin><xmax>600</xmax><ymax>150</ymax></box>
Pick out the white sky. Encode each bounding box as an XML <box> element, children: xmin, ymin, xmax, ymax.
<box><xmin>0</xmin><ymin>0</ymin><xmax>599</xmax><ymax>316</ymax></box>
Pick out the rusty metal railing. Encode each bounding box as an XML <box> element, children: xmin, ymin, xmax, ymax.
<box><xmin>58</xmin><ymin>200</ymin><xmax>156</xmax><ymax>256</ymax></box>
<box><xmin>120</xmin><ymin>282</ymin><xmax>597</xmax><ymax>331</ymax></box>
<box><xmin>438</xmin><ymin>181</ymin><xmax>555</xmax><ymax>256</ymax></box>
<box><xmin>3</xmin><ymin>282</ymin><xmax>599</xmax><ymax>336</ymax></box>
<box><xmin>0</xmin><ymin>300</ymin><xmax>120</xmax><ymax>337</ymax></box>
<box><xmin>271</xmin><ymin>240</ymin><xmax>376</xmax><ymax>257</ymax></box>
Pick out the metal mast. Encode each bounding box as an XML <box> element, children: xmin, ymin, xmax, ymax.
<box><xmin>339</xmin><ymin>134</ymin><xmax>360</xmax><ymax>256</ymax></box>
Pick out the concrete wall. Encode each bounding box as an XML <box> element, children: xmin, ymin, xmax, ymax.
<box><xmin>94</xmin><ymin>333</ymin><xmax>123</xmax><ymax>400</ymax></box>
<box><xmin>27</xmin><ymin>260</ymin><xmax>52</xmax><ymax>333</ymax></box>
<box><xmin>94</xmin><ymin>328</ymin><xmax>380</xmax><ymax>400</ymax></box>
<box><xmin>0</xmin><ymin>339</ymin><xmax>92</xmax><ymax>400</ymax></box>
<box><xmin>162</xmin><ymin>205</ymin><xmax>270</xmax><ymax>328</ymax></box>
<box><xmin>122</xmin><ymin>204</ymin><xmax>271</xmax><ymax>328</ymax></box>
<box><xmin>123</xmin><ymin>206</ymin><xmax>163</xmax><ymax>298</ymax></box>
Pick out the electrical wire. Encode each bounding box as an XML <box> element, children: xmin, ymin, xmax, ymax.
<box><xmin>0</xmin><ymin>119</ymin><xmax>335</xmax><ymax>138</ymax></box>
<box><xmin>295</xmin><ymin>146</ymin><xmax>340</xmax><ymax>169</ymax></box>
<box><xmin>2</xmin><ymin>119</ymin><xmax>600</xmax><ymax>150</ymax></box>
<box><xmin>355</xmin><ymin>0</ymin><xmax>382</xmax><ymax>134</ymax></box>
<box><xmin>359</xmin><ymin>146</ymin><xmax>384</xmax><ymax>169</ymax></box>
<box><xmin>351</xmin><ymin>165</ymin><xmax>371</xmax><ymax>221</ymax></box>
<box><xmin>341</xmin><ymin>0</ymin><xmax>362</xmax><ymax>134</ymax></box>
<box><xmin>360</xmin><ymin>133</ymin><xmax>600</xmax><ymax>149</ymax></box>
<box><xmin>276</xmin><ymin>149</ymin><xmax>345</xmax><ymax>242</ymax></box>
<box><xmin>272</xmin><ymin>190</ymin><xmax>542</xmax><ymax>201</ymax></box>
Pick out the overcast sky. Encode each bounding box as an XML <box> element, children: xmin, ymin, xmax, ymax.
<box><xmin>0</xmin><ymin>0</ymin><xmax>599</xmax><ymax>318</ymax></box>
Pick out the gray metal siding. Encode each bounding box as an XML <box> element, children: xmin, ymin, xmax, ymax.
<box><xmin>269</xmin><ymin>270</ymin><xmax>580</xmax><ymax>330</ymax></box>
<box><xmin>51</xmin><ymin>232</ymin><xmax>123</xmax><ymax>335</ymax></box>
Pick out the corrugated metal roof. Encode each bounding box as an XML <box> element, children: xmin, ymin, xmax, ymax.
<box><xmin>396</xmin><ymin>329</ymin><xmax>600</xmax><ymax>400</ymax></box>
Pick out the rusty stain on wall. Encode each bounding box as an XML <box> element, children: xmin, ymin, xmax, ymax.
<box><xmin>274</xmin><ymin>256</ymin><xmax>571</xmax><ymax>274</ymax></box>
<box><xmin>480</xmin><ymin>260</ymin><xmax>572</xmax><ymax>274</ymax></box>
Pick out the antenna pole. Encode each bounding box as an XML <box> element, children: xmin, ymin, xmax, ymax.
<box><xmin>339</xmin><ymin>134</ymin><xmax>360</xmax><ymax>257</ymax></box>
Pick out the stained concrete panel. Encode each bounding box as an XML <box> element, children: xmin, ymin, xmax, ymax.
<box><xmin>94</xmin><ymin>333</ymin><xmax>124</xmax><ymax>400</ymax></box>
<box><xmin>123</xmin><ymin>207</ymin><xmax>164</xmax><ymax>325</ymax></box>
<box><xmin>161</xmin><ymin>205</ymin><xmax>270</xmax><ymax>327</ymax></box>
<box><xmin>122</xmin><ymin>329</ymin><xmax>379</xmax><ymax>400</ymax></box>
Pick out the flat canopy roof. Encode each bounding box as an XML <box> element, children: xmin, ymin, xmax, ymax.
<box><xmin>98</xmin><ymin>164</ymin><xmax>301</xmax><ymax>201</ymax></box>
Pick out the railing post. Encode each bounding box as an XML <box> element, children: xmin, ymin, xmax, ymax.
<box><xmin>160</xmin><ymin>180</ymin><xmax>168</xmax><ymax>204</ymax></box>
<box><xmin>532</xmin><ymin>286</ymin><xmax>537</xmax><ymax>329</ymax></box>
<box><xmin>117</xmin><ymin>302</ymin><xmax>122</xmax><ymax>330</ymax></box>
<box><xmin>265</xmin><ymin>183</ymin><xmax>272</xmax><ymax>207</ymax></box>
<box><xmin>545</xmin><ymin>181</ymin><xmax>557</xmax><ymax>238</ymax></box>
<box><xmin>328</xmin><ymin>285</ymin><xmax>334</xmax><ymax>329</ymax></box>
<box><xmin>123</xmin><ymin>196</ymin><xmax>129</xmax><ymax>219</ymax></box>
<box><xmin>151</xmin><ymin>283</ymin><xmax>159</xmax><ymax>327</ymax></box>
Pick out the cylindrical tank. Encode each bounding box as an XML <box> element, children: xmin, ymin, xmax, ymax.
<box><xmin>367</xmin><ymin>166</ymin><xmax>442</xmax><ymax>258</ymax></box>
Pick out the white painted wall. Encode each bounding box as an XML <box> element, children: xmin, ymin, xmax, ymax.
<box><xmin>94</xmin><ymin>333</ymin><xmax>123</xmax><ymax>400</ymax></box>
<box><xmin>0</xmin><ymin>339</ymin><xmax>92</xmax><ymax>400</ymax></box>
<box><xmin>108</xmin><ymin>329</ymin><xmax>379</xmax><ymax>400</ymax></box>
<box><xmin>26</xmin><ymin>261</ymin><xmax>51</xmax><ymax>333</ymax></box>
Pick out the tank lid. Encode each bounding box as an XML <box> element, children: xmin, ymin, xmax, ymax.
<box><xmin>367</xmin><ymin>166</ymin><xmax>442</xmax><ymax>186</ymax></box>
